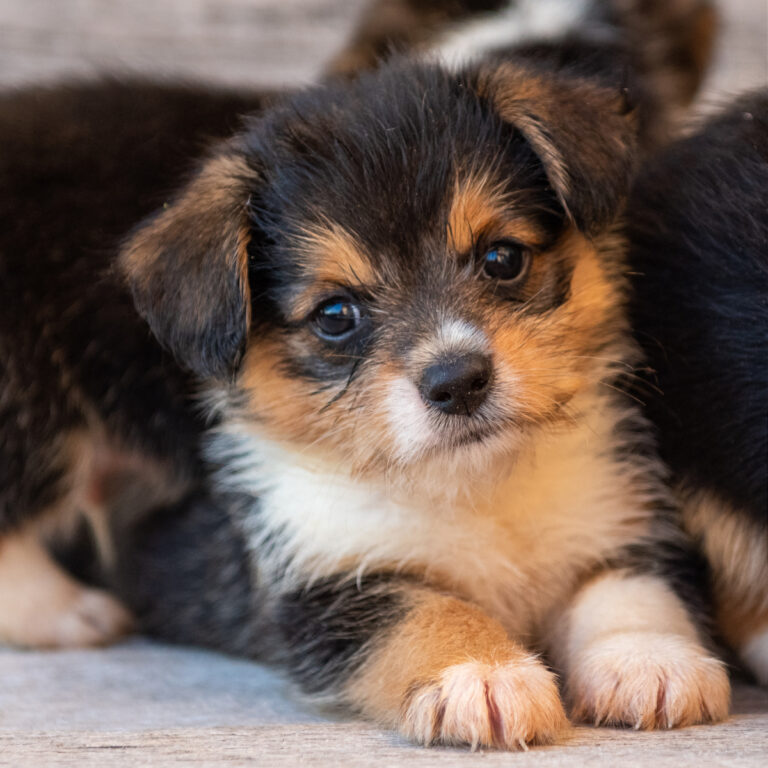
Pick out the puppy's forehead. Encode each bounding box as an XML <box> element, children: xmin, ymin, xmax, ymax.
<box><xmin>255</xmin><ymin>67</ymin><xmax>537</xmax><ymax>248</ymax></box>
<box><xmin>247</xmin><ymin>63</ymin><xmax>563</xmax><ymax>316</ymax></box>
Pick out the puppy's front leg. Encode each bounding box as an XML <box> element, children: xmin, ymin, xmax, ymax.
<box><xmin>550</xmin><ymin>570</ymin><xmax>730</xmax><ymax>729</ymax></box>
<box><xmin>276</xmin><ymin>576</ymin><xmax>567</xmax><ymax>749</ymax></box>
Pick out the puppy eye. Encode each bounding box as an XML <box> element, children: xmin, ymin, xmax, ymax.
<box><xmin>312</xmin><ymin>297</ymin><xmax>363</xmax><ymax>340</ymax></box>
<box><xmin>482</xmin><ymin>242</ymin><xmax>530</xmax><ymax>282</ymax></box>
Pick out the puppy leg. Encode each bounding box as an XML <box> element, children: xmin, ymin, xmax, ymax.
<box><xmin>0</xmin><ymin>529</ymin><xmax>133</xmax><ymax>648</ymax></box>
<box><xmin>683</xmin><ymin>490</ymin><xmax>768</xmax><ymax>685</ymax></box>
<box><xmin>276</xmin><ymin>576</ymin><xmax>567</xmax><ymax>749</ymax></box>
<box><xmin>549</xmin><ymin>570</ymin><xmax>730</xmax><ymax>728</ymax></box>
<box><xmin>741</xmin><ymin>622</ymin><xmax>768</xmax><ymax>686</ymax></box>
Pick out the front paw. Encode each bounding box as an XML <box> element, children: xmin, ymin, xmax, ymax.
<box><xmin>566</xmin><ymin>632</ymin><xmax>730</xmax><ymax>729</ymax></box>
<box><xmin>3</xmin><ymin>585</ymin><xmax>134</xmax><ymax>649</ymax></box>
<box><xmin>401</xmin><ymin>656</ymin><xmax>568</xmax><ymax>750</ymax></box>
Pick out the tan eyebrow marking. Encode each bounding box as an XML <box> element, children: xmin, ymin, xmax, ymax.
<box><xmin>447</xmin><ymin>171</ymin><xmax>547</xmax><ymax>255</ymax></box>
<box><xmin>296</xmin><ymin>221</ymin><xmax>375</xmax><ymax>286</ymax></box>
<box><xmin>287</xmin><ymin>222</ymin><xmax>375</xmax><ymax>321</ymax></box>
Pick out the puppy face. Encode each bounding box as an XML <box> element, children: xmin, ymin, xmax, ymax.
<box><xmin>122</xmin><ymin>62</ymin><xmax>635</xmax><ymax>479</ymax></box>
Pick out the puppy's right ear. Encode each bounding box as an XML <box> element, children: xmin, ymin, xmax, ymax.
<box><xmin>478</xmin><ymin>62</ymin><xmax>638</xmax><ymax>234</ymax></box>
<box><xmin>120</xmin><ymin>149</ymin><xmax>259</xmax><ymax>379</ymax></box>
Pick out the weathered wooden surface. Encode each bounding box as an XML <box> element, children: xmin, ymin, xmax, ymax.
<box><xmin>0</xmin><ymin>642</ymin><xmax>766</xmax><ymax>767</ymax></box>
<box><xmin>3</xmin><ymin>713</ymin><xmax>768</xmax><ymax>768</ymax></box>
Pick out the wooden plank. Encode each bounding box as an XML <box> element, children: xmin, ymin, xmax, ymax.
<box><xmin>2</xmin><ymin>703</ymin><xmax>768</xmax><ymax>768</ymax></box>
<box><xmin>0</xmin><ymin>644</ymin><xmax>766</xmax><ymax>767</ymax></box>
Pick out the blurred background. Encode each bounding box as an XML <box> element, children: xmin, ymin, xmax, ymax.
<box><xmin>1</xmin><ymin>0</ymin><xmax>765</xmax><ymax>108</ymax></box>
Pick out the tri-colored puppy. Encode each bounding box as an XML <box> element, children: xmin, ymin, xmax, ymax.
<box><xmin>627</xmin><ymin>89</ymin><xmax>768</xmax><ymax>687</ymax></box>
<box><xmin>116</xmin><ymin>56</ymin><xmax>729</xmax><ymax>746</ymax></box>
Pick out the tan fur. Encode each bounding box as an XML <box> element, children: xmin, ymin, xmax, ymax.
<box><xmin>549</xmin><ymin>571</ymin><xmax>730</xmax><ymax>728</ymax></box>
<box><xmin>487</xmin><ymin>228</ymin><xmax>625</xmax><ymax>425</ymax></box>
<box><xmin>476</xmin><ymin>68</ymin><xmax>574</xmax><ymax>196</ymax></box>
<box><xmin>122</xmin><ymin>152</ymin><xmax>253</xmax><ymax>287</ymax></box>
<box><xmin>229</xmin><ymin>225</ymin><xmax>625</xmax><ymax>480</ymax></box>
<box><xmin>236</xmin><ymin>338</ymin><xmax>382</xmax><ymax>461</ymax></box>
<box><xmin>447</xmin><ymin>172</ymin><xmax>546</xmax><ymax>255</ymax></box>
<box><xmin>347</xmin><ymin>590</ymin><xmax>567</xmax><ymax>749</ymax></box>
<box><xmin>218</xmin><ymin>380</ymin><xmax>658</xmax><ymax>642</ymax></box>
<box><xmin>477</xmin><ymin>63</ymin><xmax>636</xmax><ymax>225</ymax></box>
<box><xmin>120</xmin><ymin>150</ymin><xmax>256</xmax><ymax>372</ymax></box>
<box><xmin>292</xmin><ymin>223</ymin><xmax>376</xmax><ymax>309</ymax></box>
<box><xmin>682</xmin><ymin>489</ymin><xmax>768</xmax><ymax>681</ymax></box>
<box><xmin>217</xmin><ymin>223</ymin><xmax>656</xmax><ymax>645</ymax></box>
<box><xmin>178</xmin><ymin>48</ymin><xmax>722</xmax><ymax>747</ymax></box>
<box><xmin>76</xmin><ymin>432</ymin><xmax>187</xmax><ymax>563</ymax></box>
<box><xmin>329</xmin><ymin>0</ymin><xmax>716</xmax><ymax>149</ymax></box>
<box><xmin>0</xmin><ymin>528</ymin><xmax>132</xmax><ymax>648</ymax></box>
<box><xmin>49</xmin><ymin>430</ymin><xmax>186</xmax><ymax>564</ymax></box>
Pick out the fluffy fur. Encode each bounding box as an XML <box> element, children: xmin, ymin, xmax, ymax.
<box><xmin>329</xmin><ymin>0</ymin><xmax>717</xmax><ymax>148</ymax></box>
<box><xmin>115</xmin><ymin>56</ymin><xmax>728</xmax><ymax>748</ymax></box>
<box><xmin>0</xmin><ymin>81</ymin><xmax>269</xmax><ymax>646</ymax></box>
<box><xmin>626</xmin><ymin>90</ymin><xmax>768</xmax><ymax>684</ymax></box>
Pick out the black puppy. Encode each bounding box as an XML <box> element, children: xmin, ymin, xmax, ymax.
<box><xmin>627</xmin><ymin>89</ymin><xmax>768</xmax><ymax>686</ymax></box>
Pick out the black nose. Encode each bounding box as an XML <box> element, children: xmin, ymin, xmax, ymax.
<box><xmin>419</xmin><ymin>353</ymin><xmax>492</xmax><ymax>416</ymax></box>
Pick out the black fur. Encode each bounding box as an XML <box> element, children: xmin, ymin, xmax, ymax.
<box><xmin>0</xmin><ymin>81</ymin><xmax>269</xmax><ymax>531</ymax></box>
<box><xmin>111</xmin><ymin>491</ymin><xmax>265</xmax><ymax>657</ymax></box>
<box><xmin>330</xmin><ymin>0</ymin><xmax>717</xmax><ymax>150</ymax></box>
<box><xmin>123</xmin><ymin>59</ymin><xmax>634</xmax><ymax>393</ymax></box>
<box><xmin>627</xmin><ymin>90</ymin><xmax>768</xmax><ymax>526</ymax></box>
<box><xmin>608</xmin><ymin>408</ymin><xmax>714</xmax><ymax>623</ymax></box>
<box><xmin>273</xmin><ymin>575</ymin><xmax>409</xmax><ymax>695</ymax></box>
<box><xmin>244</xmin><ymin>61</ymin><xmax>564</xmax><ymax>283</ymax></box>
<box><xmin>110</xmin><ymin>488</ymin><xmax>408</xmax><ymax>696</ymax></box>
<box><xmin>0</xmin><ymin>27</ymin><xmax>735</xmax><ymax>738</ymax></box>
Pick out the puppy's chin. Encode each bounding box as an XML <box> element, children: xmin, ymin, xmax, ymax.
<box><xmin>383</xmin><ymin>375</ymin><xmax>522</xmax><ymax>479</ymax></box>
<box><xmin>389</xmin><ymin>429</ymin><xmax>526</xmax><ymax>506</ymax></box>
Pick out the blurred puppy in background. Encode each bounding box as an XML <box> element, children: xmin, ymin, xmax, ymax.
<box><xmin>329</xmin><ymin>0</ymin><xmax>717</xmax><ymax>148</ymax></box>
<box><xmin>627</xmin><ymin>90</ymin><xmax>768</xmax><ymax>686</ymax></box>
<box><xmin>0</xmin><ymin>83</ymin><xmax>269</xmax><ymax>647</ymax></box>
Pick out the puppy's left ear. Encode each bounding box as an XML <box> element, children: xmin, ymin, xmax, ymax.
<box><xmin>120</xmin><ymin>148</ymin><xmax>258</xmax><ymax>379</ymax></box>
<box><xmin>479</xmin><ymin>63</ymin><xmax>638</xmax><ymax>233</ymax></box>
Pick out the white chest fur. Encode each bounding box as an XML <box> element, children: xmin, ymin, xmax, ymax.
<box><xmin>212</xmin><ymin>390</ymin><xmax>657</xmax><ymax>640</ymax></box>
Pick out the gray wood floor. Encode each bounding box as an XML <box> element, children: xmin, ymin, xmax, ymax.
<box><xmin>1</xmin><ymin>641</ymin><xmax>767</xmax><ymax>767</ymax></box>
<box><xmin>0</xmin><ymin>0</ymin><xmax>367</xmax><ymax>87</ymax></box>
